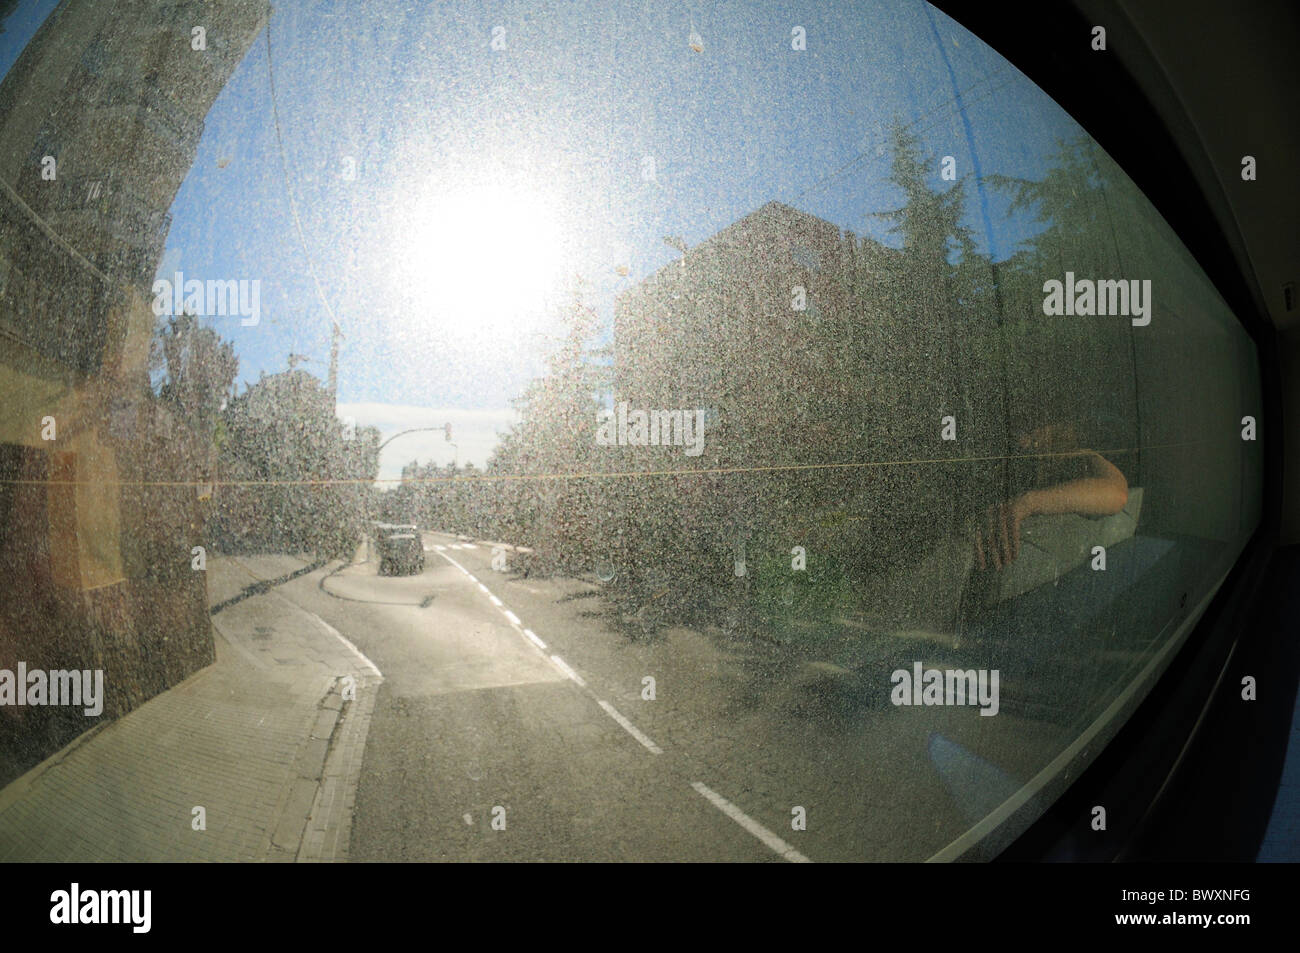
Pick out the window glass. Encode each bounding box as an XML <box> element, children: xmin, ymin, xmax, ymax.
<box><xmin>0</xmin><ymin>0</ymin><xmax>1263</xmax><ymax>862</ymax></box>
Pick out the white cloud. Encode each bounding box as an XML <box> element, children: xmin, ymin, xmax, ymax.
<box><xmin>336</xmin><ymin>402</ymin><xmax>518</xmax><ymax>485</ymax></box>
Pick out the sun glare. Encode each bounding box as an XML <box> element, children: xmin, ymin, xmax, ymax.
<box><xmin>398</xmin><ymin>182</ymin><xmax>570</xmax><ymax>337</ymax></box>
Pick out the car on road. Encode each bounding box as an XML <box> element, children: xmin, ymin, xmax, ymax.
<box><xmin>376</xmin><ymin>523</ymin><xmax>425</xmax><ymax>576</ymax></box>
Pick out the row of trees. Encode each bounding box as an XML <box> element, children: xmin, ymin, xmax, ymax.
<box><xmin>149</xmin><ymin>314</ymin><xmax>380</xmax><ymax>559</ymax></box>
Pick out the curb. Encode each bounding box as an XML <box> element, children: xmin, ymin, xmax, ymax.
<box><xmin>210</xmin><ymin>555</ymin><xmax>327</xmax><ymax>615</ymax></box>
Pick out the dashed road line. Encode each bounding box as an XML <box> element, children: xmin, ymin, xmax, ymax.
<box><xmin>690</xmin><ymin>781</ymin><xmax>812</xmax><ymax>863</ymax></box>
<box><xmin>549</xmin><ymin>654</ymin><xmax>586</xmax><ymax>687</ymax></box>
<box><xmin>598</xmin><ymin>701</ymin><xmax>663</xmax><ymax>754</ymax></box>
<box><xmin>433</xmin><ymin>547</ymin><xmax>677</xmax><ymax>804</ymax></box>
<box><xmin>426</xmin><ymin>537</ymin><xmax>815</xmax><ymax>862</ymax></box>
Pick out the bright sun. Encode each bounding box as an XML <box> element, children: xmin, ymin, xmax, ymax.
<box><xmin>397</xmin><ymin>182</ymin><xmax>570</xmax><ymax>336</ymax></box>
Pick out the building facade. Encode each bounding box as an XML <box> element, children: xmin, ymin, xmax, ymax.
<box><xmin>0</xmin><ymin>0</ymin><xmax>269</xmax><ymax>784</ymax></box>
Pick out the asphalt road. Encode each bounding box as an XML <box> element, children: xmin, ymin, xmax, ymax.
<box><xmin>265</xmin><ymin>531</ymin><xmax>1066</xmax><ymax>861</ymax></box>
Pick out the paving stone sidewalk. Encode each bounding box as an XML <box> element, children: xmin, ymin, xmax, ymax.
<box><xmin>0</xmin><ymin>555</ymin><xmax>381</xmax><ymax>862</ymax></box>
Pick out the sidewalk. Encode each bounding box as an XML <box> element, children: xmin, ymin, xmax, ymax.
<box><xmin>0</xmin><ymin>554</ymin><xmax>381</xmax><ymax>862</ymax></box>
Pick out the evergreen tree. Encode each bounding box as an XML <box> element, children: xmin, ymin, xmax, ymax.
<box><xmin>857</xmin><ymin>119</ymin><xmax>983</xmax><ymax>558</ymax></box>
<box><xmin>986</xmin><ymin>135</ymin><xmax>1135</xmax><ymax>449</ymax></box>
<box><xmin>486</xmin><ymin>281</ymin><xmax>610</xmax><ymax>569</ymax></box>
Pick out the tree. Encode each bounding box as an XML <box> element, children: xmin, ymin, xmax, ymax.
<box><xmin>486</xmin><ymin>281</ymin><xmax>610</xmax><ymax>570</ymax></box>
<box><xmin>211</xmin><ymin>367</ymin><xmax>379</xmax><ymax>558</ymax></box>
<box><xmin>848</xmin><ymin>119</ymin><xmax>988</xmax><ymax>563</ymax></box>
<box><xmin>875</xmin><ymin>120</ymin><xmax>975</xmax><ymax>275</ymax></box>
<box><xmin>987</xmin><ymin>135</ymin><xmax>1126</xmax><ymax>276</ymax></box>
<box><xmin>986</xmin><ymin>134</ymin><xmax>1137</xmax><ymax>450</ymax></box>
<box><xmin>149</xmin><ymin>311</ymin><xmax>238</xmax><ymax>446</ymax></box>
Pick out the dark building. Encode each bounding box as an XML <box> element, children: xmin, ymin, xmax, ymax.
<box><xmin>613</xmin><ymin>200</ymin><xmax>903</xmax><ymax>468</ymax></box>
<box><xmin>0</xmin><ymin>0</ymin><xmax>269</xmax><ymax>784</ymax></box>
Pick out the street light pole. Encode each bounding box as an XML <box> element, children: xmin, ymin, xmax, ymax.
<box><xmin>377</xmin><ymin>424</ymin><xmax>454</xmax><ymax>452</ymax></box>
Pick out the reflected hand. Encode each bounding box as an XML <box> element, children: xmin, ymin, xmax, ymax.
<box><xmin>973</xmin><ymin>495</ymin><xmax>1031</xmax><ymax>571</ymax></box>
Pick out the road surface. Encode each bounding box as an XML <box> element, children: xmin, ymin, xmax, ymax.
<box><xmin>258</xmin><ymin>531</ymin><xmax>1063</xmax><ymax>862</ymax></box>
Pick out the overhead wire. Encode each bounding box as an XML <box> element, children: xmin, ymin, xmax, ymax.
<box><xmin>265</xmin><ymin>10</ymin><xmax>341</xmax><ymax>338</ymax></box>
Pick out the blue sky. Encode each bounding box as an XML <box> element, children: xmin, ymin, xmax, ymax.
<box><xmin>0</xmin><ymin>0</ymin><xmax>58</xmax><ymax>75</ymax></box>
<box><xmin>5</xmin><ymin>0</ymin><xmax>1086</xmax><ymax>479</ymax></box>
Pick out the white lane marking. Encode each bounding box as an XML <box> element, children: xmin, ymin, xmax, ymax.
<box><xmin>461</xmin><ymin>543</ymin><xmax>477</xmax><ymax>549</ymax></box>
<box><xmin>690</xmin><ymin>781</ymin><xmax>812</xmax><ymax>864</ymax></box>
<box><xmin>549</xmin><ymin>655</ymin><xmax>586</xmax><ymax>687</ymax></box>
<box><xmin>438</xmin><ymin>551</ymin><xmax>552</xmax><ymax>659</ymax></box>
<box><xmin>270</xmin><ymin>590</ymin><xmax>383</xmax><ymax>679</ymax></box>
<box><xmin>597</xmin><ymin>700</ymin><xmax>663</xmax><ymax>755</ymax></box>
<box><xmin>436</xmin><ymin>548</ymin><xmax>667</xmax><ymax>767</ymax></box>
<box><xmin>314</xmin><ymin>616</ymin><xmax>384</xmax><ymax>680</ymax></box>
<box><xmin>436</xmin><ymin>550</ymin><xmax>599</xmax><ymax>710</ymax></box>
<box><xmin>433</xmin><ymin>545</ymin><xmax>446</xmax><ymax>551</ymax></box>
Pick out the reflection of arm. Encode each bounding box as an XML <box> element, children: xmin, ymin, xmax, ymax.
<box><xmin>976</xmin><ymin>450</ymin><xmax>1130</xmax><ymax>571</ymax></box>
<box><xmin>1021</xmin><ymin>451</ymin><xmax>1129</xmax><ymax>519</ymax></box>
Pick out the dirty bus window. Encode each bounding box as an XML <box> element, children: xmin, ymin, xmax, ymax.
<box><xmin>0</xmin><ymin>0</ymin><xmax>1263</xmax><ymax>866</ymax></box>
